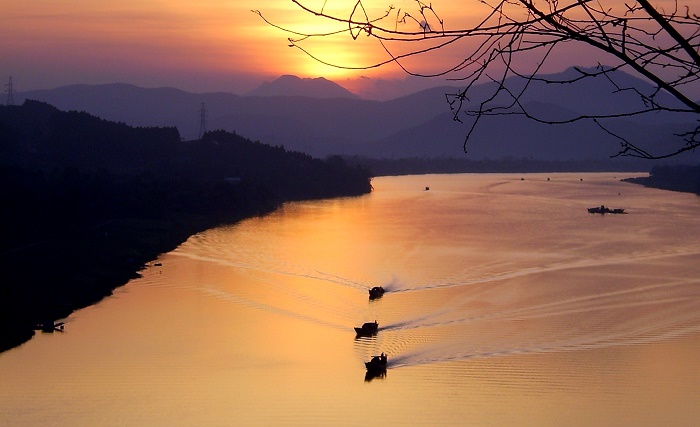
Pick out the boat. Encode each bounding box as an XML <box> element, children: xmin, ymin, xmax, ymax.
<box><xmin>365</xmin><ymin>353</ymin><xmax>388</xmax><ymax>374</ymax></box>
<box><xmin>35</xmin><ymin>320</ymin><xmax>65</xmax><ymax>333</ymax></box>
<box><xmin>588</xmin><ymin>205</ymin><xmax>626</xmax><ymax>214</ymax></box>
<box><xmin>354</xmin><ymin>321</ymin><xmax>379</xmax><ymax>336</ymax></box>
<box><xmin>368</xmin><ymin>286</ymin><xmax>385</xmax><ymax>300</ymax></box>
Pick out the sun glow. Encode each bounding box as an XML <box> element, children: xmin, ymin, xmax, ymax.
<box><xmin>3</xmin><ymin>0</ymin><xmax>482</xmax><ymax>92</ymax></box>
<box><xmin>7</xmin><ymin>0</ymin><xmax>682</xmax><ymax>94</ymax></box>
<box><xmin>249</xmin><ymin>0</ymin><xmax>497</xmax><ymax>81</ymax></box>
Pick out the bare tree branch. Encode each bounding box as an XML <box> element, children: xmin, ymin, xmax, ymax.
<box><xmin>258</xmin><ymin>0</ymin><xmax>700</xmax><ymax>159</ymax></box>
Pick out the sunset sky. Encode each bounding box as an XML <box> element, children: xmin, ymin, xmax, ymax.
<box><xmin>0</xmin><ymin>0</ymin><xmax>688</xmax><ymax>99</ymax></box>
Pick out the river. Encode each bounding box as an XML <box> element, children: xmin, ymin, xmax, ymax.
<box><xmin>2</xmin><ymin>173</ymin><xmax>700</xmax><ymax>426</ymax></box>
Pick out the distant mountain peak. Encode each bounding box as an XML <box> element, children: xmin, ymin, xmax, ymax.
<box><xmin>246</xmin><ymin>75</ymin><xmax>359</xmax><ymax>99</ymax></box>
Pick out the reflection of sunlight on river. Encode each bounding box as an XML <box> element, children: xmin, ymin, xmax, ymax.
<box><xmin>2</xmin><ymin>173</ymin><xmax>700</xmax><ymax>426</ymax></box>
<box><xmin>172</xmin><ymin>173</ymin><xmax>700</xmax><ymax>371</ymax></box>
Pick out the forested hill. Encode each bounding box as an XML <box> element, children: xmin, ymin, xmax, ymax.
<box><xmin>1</xmin><ymin>99</ymin><xmax>180</xmax><ymax>174</ymax></box>
<box><xmin>1</xmin><ymin>100</ymin><xmax>372</xmax><ymax>195</ymax></box>
<box><xmin>0</xmin><ymin>100</ymin><xmax>372</xmax><ymax>352</ymax></box>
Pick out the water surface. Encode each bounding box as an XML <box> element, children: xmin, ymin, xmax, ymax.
<box><xmin>2</xmin><ymin>173</ymin><xmax>700</xmax><ymax>426</ymax></box>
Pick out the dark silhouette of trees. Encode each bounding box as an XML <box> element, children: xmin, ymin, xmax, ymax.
<box><xmin>624</xmin><ymin>164</ymin><xmax>700</xmax><ymax>193</ymax></box>
<box><xmin>256</xmin><ymin>0</ymin><xmax>700</xmax><ymax>159</ymax></box>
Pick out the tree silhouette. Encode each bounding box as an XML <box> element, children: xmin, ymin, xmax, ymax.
<box><xmin>255</xmin><ymin>0</ymin><xmax>700</xmax><ymax>159</ymax></box>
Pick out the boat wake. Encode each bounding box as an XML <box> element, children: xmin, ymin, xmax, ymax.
<box><xmin>388</xmin><ymin>320</ymin><xmax>700</xmax><ymax>369</ymax></box>
<box><xmin>196</xmin><ymin>286</ymin><xmax>350</xmax><ymax>332</ymax></box>
<box><xmin>396</xmin><ymin>246</ymin><xmax>700</xmax><ymax>294</ymax></box>
<box><xmin>375</xmin><ymin>286</ymin><xmax>700</xmax><ymax>369</ymax></box>
<box><xmin>170</xmin><ymin>249</ymin><xmax>371</xmax><ymax>292</ymax></box>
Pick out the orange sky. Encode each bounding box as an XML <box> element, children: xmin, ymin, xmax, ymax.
<box><xmin>0</xmin><ymin>0</ymin><xmax>691</xmax><ymax>99</ymax></box>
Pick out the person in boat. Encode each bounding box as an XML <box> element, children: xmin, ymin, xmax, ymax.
<box><xmin>369</xmin><ymin>286</ymin><xmax>385</xmax><ymax>300</ymax></box>
<box><xmin>370</xmin><ymin>353</ymin><xmax>387</xmax><ymax>363</ymax></box>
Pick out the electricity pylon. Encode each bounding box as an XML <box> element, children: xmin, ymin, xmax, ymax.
<box><xmin>198</xmin><ymin>103</ymin><xmax>207</xmax><ymax>139</ymax></box>
<box><xmin>5</xmin><ymin>76</ymin><xmax>14</xmax><ymax>106</ymax></box>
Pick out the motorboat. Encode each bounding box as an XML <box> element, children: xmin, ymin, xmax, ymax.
<box><xmin>368</xmin><ymin>286</ymin><xmax>385</xmax><ymax>300</ymax></box>
<box><xmin>354</xmin><ymin>321</ymin><xmax>378</xmax><ymax>336</ymax></box>
<box><xmin>365</xmin><ymin>353</ymin><xmax>388</xmax><ymax>373</ymax></box>
<box><xmin>588</xmin><ymin>205</ymin><xmax>626</xmax><ymax>214</ymax></box>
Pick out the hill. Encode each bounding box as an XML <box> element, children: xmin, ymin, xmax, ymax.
<box><xmin>16</xmin><ymin>68</ymin><xmax>699</xmax><ymax>163</ymax></box>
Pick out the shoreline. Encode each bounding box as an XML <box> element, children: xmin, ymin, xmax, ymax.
<box><xmin>621</xmin><ymin>165</ymin><xmax>700</xmax><ymax>196</ymax></box>
<box><xmin>0</xmin><ymin>209</ymin><xmax>272</xmax><ymax>354</ymax></box>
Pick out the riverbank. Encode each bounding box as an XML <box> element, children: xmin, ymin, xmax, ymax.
<box><xmin>1</xmin><ymin>164</ymin><xmax>372</xmax><ymax>353</ymax></box>
<box><xmin>0</xmin><ymin>210</ymin><xmax>263</xmax><ymax>352</ymax></box>
<box><xmin>622</xmin><ymin>164</ymin><xmax>700</xmax><ymax>195</ymax></box>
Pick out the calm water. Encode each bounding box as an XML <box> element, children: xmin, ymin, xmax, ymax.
<box><xmin>2</xmin><ymin>173</ymin><xmax>700</xmax><ymax>426</ymax></box>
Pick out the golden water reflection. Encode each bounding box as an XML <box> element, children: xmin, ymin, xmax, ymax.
<box><xmin>1</xmin><ymin>173</ymin><xmax>700</xmax><ymax>426</ymax></box>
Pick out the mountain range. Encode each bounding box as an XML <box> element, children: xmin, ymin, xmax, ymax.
<box><xmin>15</xmin><ymin>69</ymin><xmax>699</xmax><ymax>162</ymax></box>
<box><xmin>245</xmin><ymin>75</ymin><xmax>359</xmax><ymax>99</ymax></box>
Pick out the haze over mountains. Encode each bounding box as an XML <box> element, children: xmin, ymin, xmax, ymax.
<box><xmin>246</xmin><ymin>75</ymin><xmax>359</xmax><ymax>99</ymax></box>
<box><xmin>16</xmin><ymin>69</ymin><xmax>698</xmax><ymax>162</ymax></box>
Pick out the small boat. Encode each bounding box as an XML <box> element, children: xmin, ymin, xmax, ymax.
<box><xmin>354</xmin><ymin>321</ymin><xmax>379</xmax><ymax>336</ymax></box>
<box><xmin>368</xmin><ymin>286</ymin><xmax>385</xmax><ymax>300</ymax></box>
<box><xmin>365</xmin><ymin>353</ymin><xmax>388</xmax><ymax>373</ymax></box>
<box><xmin>35</xmin><ymin>320</ymin><xmax>65</xmax><ymax>333</ymax></box>
<box><xmin>588</xmin><ymin>205</ymin><xmax>626</xmax><ymax>214</ymax></box>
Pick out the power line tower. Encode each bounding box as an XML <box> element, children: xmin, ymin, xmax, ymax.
<box><xmin>5</xmin><ymin>76</ymin><xmax>15</xmax><ymax>106</ymax></box>
<box><xmin>198</xmin><ymin>103</ymin><xmax>207</xmax><ymax>139</ymax></box>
